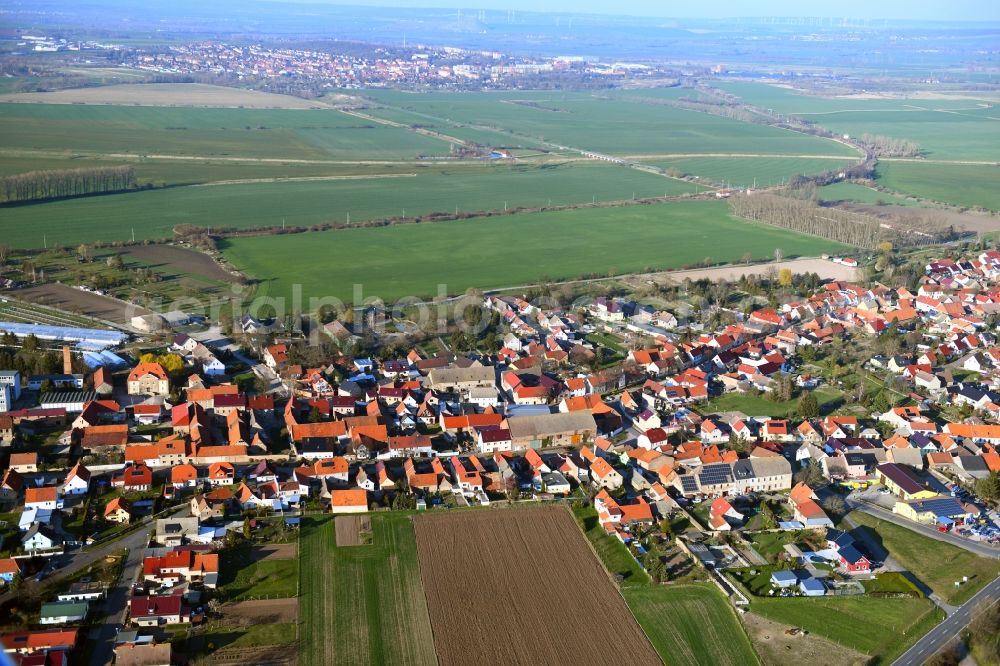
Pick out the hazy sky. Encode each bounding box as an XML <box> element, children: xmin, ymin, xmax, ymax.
<box><xmin>324</xmin><ymin>0</ymin><xmax>1000</xmax><ymax>21</ymax></box>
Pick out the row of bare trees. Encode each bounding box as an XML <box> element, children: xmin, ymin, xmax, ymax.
<box><xmin>729</xmin><ymin>193</ymin><xmax>887</xmax><ymax>249</ymax></box>
<box><xmin>0</xmin><ymin>166</ymin><xmax>137</xmax><ymax>204</ymax></box>
<box><xmin>856</xmin><ymin>133</ymin><xmax>921</xmax><ymax>158</ymax></box>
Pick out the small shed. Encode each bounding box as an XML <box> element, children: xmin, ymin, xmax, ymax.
<box><xmin>770</xmin><ymin>570</ymin><xmax>798</xmax><ymax>588</ymax></box>
<box><xmin>799</xmin><ymin>578</ymin><xmax>826</xmax><ymax>597</ymax></box>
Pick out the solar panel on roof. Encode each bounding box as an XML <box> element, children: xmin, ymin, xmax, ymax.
<box><xmin>698</xmin><ymin>463</ymin><xmax>733</xmax><ymax>485</ymax></box>
<box><xmin>680</xmin><ymin>476</ymin><xmax>698</xmax><ymax>493</ymax></box>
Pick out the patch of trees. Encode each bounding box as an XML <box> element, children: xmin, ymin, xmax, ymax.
<box><xmin>856</xmin><ymin>133</ymin><xmax>921</xmax><ymax>158</ymax></box>
<box><xmin>172</xmin><ymin>224</ymin><xmax>218</xmax><ymax>253</ymax></box>
<box><xmin>0</xmin><ymin>166</ymin><xmax>137</xmax><ymax>204</ymax></box>
<box><xmin>730</xmin><ymin>192</ymin><xmax>888</xmax><ymax>249</ymax></box>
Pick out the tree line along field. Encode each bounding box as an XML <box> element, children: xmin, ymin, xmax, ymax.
<box><xmin>221</xmin><ymin>199</ymin><xmax>846</xmax><ymax>303</ymax></box>
<box><xmin>362</xmin><ymin>89</ymin><xmax>860</xmax><ymax>158</ymax></box>
<box><xmin>0</xmin><ymin>162</ymin><xmax>702</xmax><ymax>249</ymax></box>
<box><xmin>641</xmin><ymin>156</ymin><xmax>858</xmax><ymax>188</ymax></box>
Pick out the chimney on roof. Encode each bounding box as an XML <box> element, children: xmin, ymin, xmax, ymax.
<box><xmin>63</xmin><ymin>345</ymin><xmax>72</xmax><ymax>375</ymax></box>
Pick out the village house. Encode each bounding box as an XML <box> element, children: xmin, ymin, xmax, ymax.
<box><xmin>127</xmin><ymin>363</ymin><xmax>170</xmax><ymax>396</ymax></box>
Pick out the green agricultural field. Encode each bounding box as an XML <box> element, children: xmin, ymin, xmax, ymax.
<box><xmin>624</xmin><ymin>585</ymin><xmax>759</xmax><ymax>666</ymax></box>
<box><xmin>221</xmin><ymin>200</ymin><xmax>847</xmax><ymax>303</ymax></box>
<box><xmin>0</xmin><ymin>162</ymin><xmax>699</xmax><ymax>249</ymax></box>
<box><xmin>219</xmin><ymin>545</ymin><xmax>298</xmax><ymax>601</ymax></box>
<box><xmin>298</xmin><ymin>513</ymin><xmax>436</xmax><ymax>666</ymax></box>
<box><xmin>718</xmin><ymin>81</ymin><xmax>1000</xmax><ymax>161</ymax></box>
<box><xmin>642</xmin><ymin>156</ymin><xmax>857</xmax><ymax>188</ymax></box>
<box><xmin>364</xmin><ymin>89</ymin><xmax>858</xmax><ymax>158</ymax></box>
<box><xmin>876</xmin><ymin>162</ymin><xmax>1000</xmax><ymax>211</ymax></box>
<box><xmin>0</xmin><ymin>102</ymin><xmax>451</xmax><ymax>161</ymax></box>
<box><xmin>748</xmin><ymin>595</ymin><xmax>943</xmax><ymax>662</ymax></box>
<box><xmin>848</xmin><ymin>511</ymin><xmax>1000</xmax><ymax>605</ymax></box>
<box><xmin>817</xmin><ymin>182</ymin><xmax>920</xmax><ymax>207</ymax></box>
<box><xmin>0</xmin><ymin>153</ymin><xmax>447</xmax><ymax>187</ymax></box>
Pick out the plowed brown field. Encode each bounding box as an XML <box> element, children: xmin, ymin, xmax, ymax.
<box><xmin>414</xmin><ymin>506</ymin><xmax>662</xmax><ymax>666</ymax></box>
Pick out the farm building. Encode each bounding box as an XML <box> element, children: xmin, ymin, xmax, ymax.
<box><xmin>506</xmin><ymin>411</ymin><xmax>597</xmax><ymax>450</ymax></box>
<box><xmin>876</xmin><ymin>463</ymin><xmax>936</xmax><ymax>501</ymax></box>
<box><xmin>894</xmin><ymin>496</ymin><xmax>974</xmax><ymax>525</ymax></box>
<box><xmin>0</xmin><ymin>322</ymin><xmax>126</xmax><ymax>349</ymax></box>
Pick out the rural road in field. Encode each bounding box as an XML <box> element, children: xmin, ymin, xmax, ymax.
<box><xmin>891</xmin><ymin>577</ymin><xmax>1000</xmax><ymax>666</ymax></box>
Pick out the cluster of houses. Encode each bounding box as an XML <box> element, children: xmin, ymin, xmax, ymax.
<box><xmin>6</xmin><ymin>250</ymin><xmax>1000</xmax><ymax>659</ymax></box>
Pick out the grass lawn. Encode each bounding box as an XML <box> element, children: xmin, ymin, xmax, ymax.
<box><xmin>862</xmin><ymin>572</ymin><xmax>922</xmax><ymax>596</ymax></box>
<box><xmin>184</xmin><ymin>621</ymin><xmax>297</xmax><ymax>659</ymax></box>
<box><xmin>624</xmin><ymin>584</ymin><xmax>759</xmax><ymax>666</ymax></box>
<box><xmin>219</xmin><ymin>545</ymin><xmax>298</xmax><ymax>601</ymax></box>
<box><xmin>749</xmin><ymin>595</ymin><xmax>943</xmax><ymax>663</ymax></box>
<box><xmin>585</xmin><ymin>332</ymin><xmax>626</xmax><ymax>354</ymax></box>
<box><xmin>298</xmin><ymin>513</ymin><xmax>436</xmax><ymax>666</ymax></box>
<box><xmin>849</xmin><ymin>511</ymin><xmax>1000</xmax><ymax>605</ymax></box>
<box><xmin>748</xmin><ymin>532</ymin><xmax>789</xmax><ymax>562</ymax></box>
<box><xmin>571</xmin><ymin>503</ymin><xmax>649</xmax><ymax>586</ymax></box>
<box><xmin>222</xmin><ymin>200</ymin><xmax>846</xmax><ymax>304</ymax></box>
<box><xmin>702</xmin><ymin>386</ymin><xmax>843</xmax><ymax>418</ymax></box>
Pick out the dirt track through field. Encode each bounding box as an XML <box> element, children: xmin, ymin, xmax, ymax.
<box><xmin>413</xmin><ymin>506</ymin><xmax>661</xmax><ymax>666</ymax></box>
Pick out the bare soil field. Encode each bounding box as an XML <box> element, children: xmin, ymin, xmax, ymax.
<box><xmin>252</xmin><ymin>544</ymin><xmax>297</xmax><ymax>561</ymax></box>
<box><xmin>12</xmin><ymin>283</ymin><xmax>150</xmax><ymax>324</ymax></box>
<box><xmin>200</xmin><ymin>645</ymin><xmax>297</xmax><ymax>666</ymax></box>
<box><xmin>622</xmin><ymin>257</ymin><xmax>859</xmax><ymax>290</ymax></box>
<box><xmin>0</xmin><ymin>83</ymin><xmax>331</xmax><ymax>109</ymax></box>
<box><xmin>838</xmin><ymin>203</ymin><xmax>1000</xmax><ymax>234</ymax></box>
<box><xmin>742</xmin><ymin>612</ymin><xmax>866</xmax><ymax>666</ymax></box>
<box><xmin>334</xmin><ymin>515</ymin><xmax>371</xmax><ymax>547</ymax></box>
<box><xmin>126</xmin><ymin>244</ymin><xmax>235</xmax><ymax>282</ymax></box>
<box><xmin>413</xmin><ymin>506</ymin><xmax>661</xmax><ymax>666</ymax></box>
<box><xmin>221</xmin><ymin>598</ymin><xmax>298</xmax><ymax>626</ymax></box>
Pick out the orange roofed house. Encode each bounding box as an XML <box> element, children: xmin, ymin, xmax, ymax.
<box><xmin>127</xmin><ymin>363</ymin><xmax>170</xmax><ymax>396</ymax></box>
<box><xmin>329</xmin><ymin>488</ymin><xmax>368</xmax><ymax>514</ymax></box>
